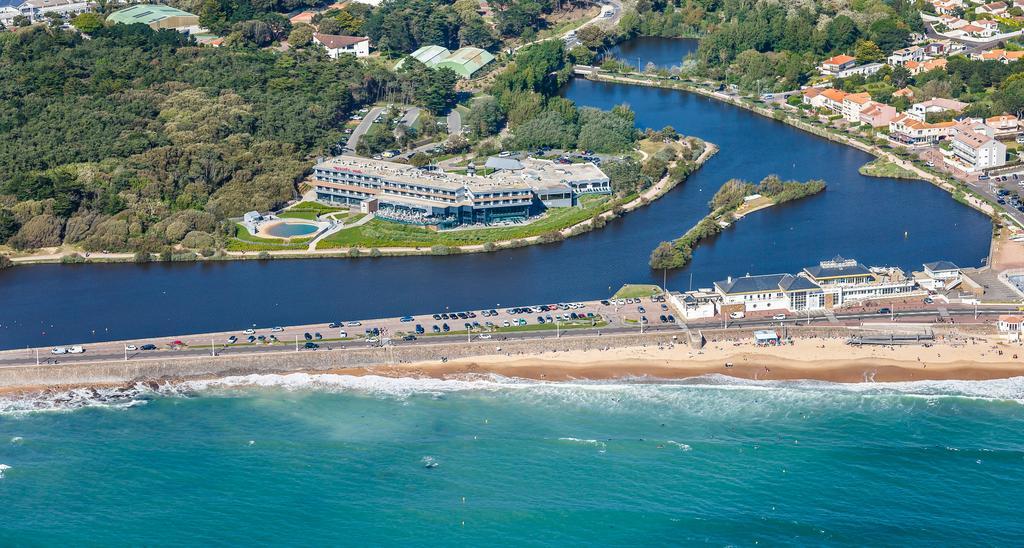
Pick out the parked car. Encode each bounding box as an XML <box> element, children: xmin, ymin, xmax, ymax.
<box><xmin>729</xmin><ymin>311</ymin><xmax>745</xmax><ymax>319</ymax></box>
<box><xmin>433</xmin><ymin>314</ymin><xmax>442</xmax><ymax>320</ymax></box>
<box><xmin>347</xmin><ymin>321</ymin><xmax>362</xmax><ymax>326</ymax></box>
<box><xmin>304</xmin><ymin>332</ymin><xmax>312</xmax><ymax>341</ymax></box>
<box><xmin>924</xmin><ymin>297</ymin><xmax>934</xmax><ymax>304</ymax></box>
<box><xmin>772</xmin><ymin>314</ymin><xmax>787</xmax><ymax>321</ymax></box>
<box><xmin>51</xmin><ymin>347</ymin><xmax>67</xmax><ymax>355</ymax></box>
<box><xmin>478</xmin><ymin>334</ymin><xmax>492</xmax><ymax>340</ymax></box>
<box><xmin>140</xmin><ymin>344</ymin><xmax>157</xmax><ymax>351</ymax></box>
<box><xmin>433</xmin><ymin>325</ymin><xmax>441</xmax><ymax>333</ymax></box>
<box><xmin>304</xmin><ymin>342</ymin><xmax>319</xmax><ymax>349</ymax></box>
<box><xmin>314</xmin><ymin>332</ymin><xmax>322</xmax><ymax>340</ymax></box>
<box><xmin>329</xmin><ymin>322</ymin><xmax>341</xmax><ymax>328</ymax></box>
<box><xmin>243</xmin><ymin>328</ymin><xmax>256</xmax><ymax>335</ymax></box>
<box><xmin>400</xmin><ymin>316</ymin><xmax>414</xmax><ymax>322</ymax></box>
<box><xmin>402</xmin><ymin>335</ymin><xmax>417</xmax><ymax>341</ymax></box>
<box><xmin>68</xmin><ymin>346</ymin><xmax>85</xmax><ymax>354</ymax></box>
<box><xmin>877</xmin><ymin>308</ymin><xmax>892</xmax><ymax>315</ymax></box>
<box><xmin>125</xmin><ymin>344</ymin><xmax>138</xmax><ymax>351</ymax></box>
<box><xmin>271</xmin><ymin>326</ymin><xmax>283</xmax><ymax>332</ymax></box>
<box><xmin>338</xmin><ymin>331</ymin><xmax>348</xmax><ymax>338</ymax></box>
<box><xmin>227</xmin><ymin>336</ymin><xmax>237</xmax><ymax>344</ymax></box>
<box><xmin>442</xmin><ymin>323</ymin><xmax>450</xmax><ymax>332</ymax></box>
<box><xmin>416</xmin><ymin>324</ymin><xmax>425</xmax><ymax>334</ymax></box>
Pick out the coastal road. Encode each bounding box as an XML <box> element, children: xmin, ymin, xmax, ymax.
<box><xmin>1</xmin><ymin>300</ymin><xmax>1019</xmax><ymax>369</ymax></box>
<box><xmin>345</xmin><ymin>106</ymin><xmax>385</xmax><ymax>152</ymax></box>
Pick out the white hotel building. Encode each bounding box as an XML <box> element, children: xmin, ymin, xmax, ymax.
<box><xmin>312</xmin><ymin>156</ymin><xmax>609</xmax><ymax>228</ymax></box>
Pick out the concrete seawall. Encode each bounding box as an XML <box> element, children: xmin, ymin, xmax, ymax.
<box><xmin>0</xmin><ymin>324</ymin><xmax>990</xmax><ymax>389</ymax></box>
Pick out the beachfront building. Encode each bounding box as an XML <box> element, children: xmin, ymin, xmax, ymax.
<box><xmin>107</xmin><ymin>4</ymin><xmax>202</xmax><ymax>33</ymax></box>
<box><xmin>841</xmin><ymin>92</ymin><xmax>872</xmax><ymax>123</ymax></box>
<box><xmin>915</xmin><ymin>260</ymin><xmax>962</xmax><ymax>291</ymax></box>
<box><xmin>997</xmin><ymin>314</ymin><xmax>1024</xmax><ymax>336</ymax></box>
<box><xmin>888</xmin><ymin>113</ymin><xmax>956</xmax><ymax>147</ymax></box>
<box><xmin>17</xmin><ymin>0</ymin><xmax>92</xmax><ymax>21</ymax></box>
<box><xmin>944</xmin><ymin>121</ymin><xmax>1007</xmax><ymax>172</ymax></box>
<box><xmin>313</xmin><ymin>33</ymin><xmax>370</xmax><ymax>58</ymax></box>
<box><xmin>311</xmin><ymin>156</ymin><xmax>608</xmax><ymax>228</ymax></box>
<box><xmin>715</xmin><ymin>257</ymin><xmax>920</xmax><ymax>313</ymax></box>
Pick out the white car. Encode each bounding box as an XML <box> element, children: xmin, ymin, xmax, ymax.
<box><xmin>502</xmin><ymin>320</ymin><xmax>511</xmax><ymax>327</ymax></box>
<box><xmin>125</xmin><ymin>344</ymin><xmax>138</xmax><ymax>351</ymax></box>
<box><xmin>338</xmin><ymin>331</ymin><xmax>348</xmax><ymax>338</ymax></box>
<box><xmin>271</xmin><ymin>327</ymin><xmax>283</xmax><ymax>332</ymax></box>
<box><xmin>772</xmin><ymin>314</ymin><xmax>786</xmax><ymax>321</ymax></box>
<box><xmin>68</xmin><ymin>346</ymin><xmax>85</xmax><ymax>354</ymax></box>
<box><xmin>729</xmin><ymin>311</ymin><xmax>745</xmax><ymax>319</ymax></box>
<box><xmin>243</xmin><ymin>328</ymin><xmax>256</xmax><ymax>335</ymax></box>
<box><xmin>346</xmin><ymin>321</ymin><xmax>362</xmax><ymax>327</ymax></box>
<box><xmin>478</xmin><ymin>334</ymin><xmax>492</xmax><ymax>340</ymax></box>
<box><xmin>50</xmin><ymin>347</ymin><xmax>67</xmax><ymax>355</ymax></box>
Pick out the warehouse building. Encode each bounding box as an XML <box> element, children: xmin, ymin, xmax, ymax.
<box><xmin>404</xmin><ymin>45</ymin><xmax>495</xmax><ymax>78</ymax></box>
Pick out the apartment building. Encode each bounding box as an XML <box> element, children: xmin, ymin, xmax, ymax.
<box><xmin>944</xmin><ymin>121</ymin><xmax>1007</xmax><ymax>172</ymax></box>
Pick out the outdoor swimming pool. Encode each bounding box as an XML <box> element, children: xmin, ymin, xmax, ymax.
<box><xmin>262</xmin><ymin>222</ymin><xmax>319</xmax><ymax>238</ymax></box>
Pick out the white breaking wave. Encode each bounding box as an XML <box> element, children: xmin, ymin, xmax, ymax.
<box><xmin>0</xmin><ymin>464</ymin><xmax>10</xmax><ymax>479</ymax></box>
<box><xmin>10</xmin><ymin>436</ymin><xmax>23</xmax><ymax>445</ymax></box>
<box><xmin>666</xmin><ymin>440</ymin><xmax>692</xmax><ymax>451</ymax></box>
<box><xmin>3</xmin><ymin>372</ymin><xmax>1024</xmax><ymax>415</ymax></box>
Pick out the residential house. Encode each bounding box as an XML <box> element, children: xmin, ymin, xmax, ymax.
<box><xmin>859</xmin><ymin>101</ymin><xmax>899</xmax><ymax>128</ymax></box>
<box><xmin>889</xmin><ymin>113</ymin><xmax>957</xmax><ymax>146</ymax></box>
<box><xmin>893</xmin><ymin>87</ymin><xmax>915</xmax><ymax>100</ymax></box>
<box><xmin>313</xmin><ymin>33</ymin><xmax>370</xmax><ymax>58</ymax></box>
<box><xmin>820</xmin><ymin>54</ymin><xmax>856</xmax><ymax>75</ymax></box>
<box><xmin>905</xmin><ymin>58</ymin><xmax>948</xmax><ymax>75</ymax></box>
<box><xmin>888</xmin><ymin>46</ymin><xmax>926</xmax><ymax>66</ymax></box>
<box><xmin>909</xmin><ymin>97</ymin><xmax>968</xmax><ymax>121</ymax></box>
<box><xmin>801</xmin><ymin>88</ymin><xmax>828</xmax><ymax>109</ymax></box>
<box><xmin>17</xmin><ymin>0</ymin><xmax>92</xmax><ymax>21</ymax></box>
<box><xmin>841</xmin><ymin>92</ymin><xmax>872</xmax><ymax>123</ymax></box>
<box><xmin>945</xmin><ymin>121</ymin><xmax>1007</xmax><ymax>172</ymax></box>
<box><xmin>975</xmin><ymin>48</ymin><xmax>1024</xmax><ymax>63</ymax></box>
<box><xmin>289</xmin><ymin>11</ymin><xmax>315</xmax><ymax>25</ymax></box>
<box><xmin>932</xmin><ymin>0</ymin><xmax>963</xmax><ymax>14</ymax></box>
<box><xmin>819</xmin><ymin>88</ymin><xmax>848</xmax><ymax>113</ymax></box>
<box><xmin>976</xmin><ymin>1</ymin><xmax>1008</xmax><ymax>15</ymax></box>
<box><xmin>0</xmin><ymin>6</ymin><xmax>19</xmax><ymax>26</ymax></box>
<box><xmin>986</xmin><ymin>114</ymin><xmax>1019</xmax><ymax>136</ymax></box>
<box><xmin>923</xmin><ymin>40</ymin><xmax>953</xmax><ymax>56</ymax></box>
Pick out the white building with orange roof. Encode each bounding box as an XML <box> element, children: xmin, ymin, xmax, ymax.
<box><xmin>841</xmin><ymin>92</ymin><xmax>872</xmax><ymax>122</ymax></box>
<box><xmin>820</xmin><ymin>54</ymin><xmax>856</xmax><ymax>74</ymax></box>
<box><xmin>997</xmin><ymin>314</ymin><xmax>1024</xmax><ymax>336</ymax></box>
<box><xmin>974</xmin><ymin>48</ymin><xmax>1024</xmax><ymax>63</ymax></box>
<box><xmin>905</xmin><ymin>57</ymin><xmax>948</xmax><ymax>75</ymax></box>
<box><xmin>819</xmin><ymin>88</ymin><xmax>848</xmax><ymax>113</ymax></box>
<box><xmin>893</xmin><ymin>88</ymin><xmax>915</xmax><ymax>100</ymax></box>
<box><xmin>888</xmin><ymin>46</ymin><xmax>926</xmax><ymax>66</ymax></box>
<box><xmin>888</xmin><ymin>113</ymin><xmax>957</xmax><ymax>146</ymax></box>
<box><xmin>801</xmin><ymin>88</ymin><xmax>829</xmax><ymax>109</ymax></box>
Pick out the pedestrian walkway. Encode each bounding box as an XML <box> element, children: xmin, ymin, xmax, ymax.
<box><xmin>824</xmin><ymin>309</ymin><xmax>839</xmax><ymax>324</ymax></box>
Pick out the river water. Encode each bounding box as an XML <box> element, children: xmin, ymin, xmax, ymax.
<box><xmin>603</xmin><ymin>36</ymin><xmax>699</xmax><ymax>69</ymax></box>
<box><xmin>0</xmin><ymin>55</ymin><xmax>991</xmax><ymax>349</ymax></box>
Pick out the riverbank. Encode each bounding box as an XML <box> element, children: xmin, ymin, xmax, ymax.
<box><xmin>581</xmin><ymin>70</ymin><xmax>1010</xmax><ymax>228</ymax></box>
<box><xmin>3</xmin><ymin>141</ymin><xmax>718</xmax><ymax>267</ymax></box>
<box><xmin>1</xmin><ymin>324</ymin><xmax>1020</xmax><ymax>394</ymax></box>
<box><xmin>859</xmin><ymin>158</ymin><xmax>920</xmax><ymax>180</ymax></box>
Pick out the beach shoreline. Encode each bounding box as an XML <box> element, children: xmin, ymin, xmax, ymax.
<box><xmin>4</xmin><ymin>333</ymin><xmax>1023</xmax><ymax>399</ymax></box>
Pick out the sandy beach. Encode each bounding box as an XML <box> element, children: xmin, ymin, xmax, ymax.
<box><xmin>347</xmin><ymin>334</ymin><xmax>1024</xmax><ymax>384</ymax></box>
<box><xmin>3</xmin><ymin>333</ymin><xmax>1023</xmax><ymax>399</ymax></box>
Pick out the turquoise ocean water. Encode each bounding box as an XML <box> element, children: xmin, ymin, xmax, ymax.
<box><xmin>1</xmin><ymin>373</ymin><xmax>1023</xmax><ymax>545</ymax></box>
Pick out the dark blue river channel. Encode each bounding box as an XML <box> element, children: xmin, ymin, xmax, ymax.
<box><xmin>0</xmin><ymin>74</ymin><xmax>991</xmax><ymax>349</ymax></box>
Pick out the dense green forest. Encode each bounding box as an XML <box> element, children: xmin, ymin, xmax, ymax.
<box><xmin>0</xmin><ymin>25</ymin><xmax>455</xmax><ymax>252</ymax></box>
<box><xmin>612</xmin><ymin>0</ymin><xmax>923</xmax><ymax>92</ymax></box>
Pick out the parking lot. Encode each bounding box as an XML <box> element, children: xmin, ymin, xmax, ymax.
<box><xmin>1</xmin><ymin>295</ymin><xmax>683</xmax><ymax>367</ymax></box>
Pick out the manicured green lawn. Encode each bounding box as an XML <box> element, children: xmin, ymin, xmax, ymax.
<box><xmin>278</xmin><ymin>210</ymin><xmax>320</xmax><ymax>220</ymax></box>
<box><xmin>318</xmin><ymin>195</ymin><xmax>627</xmax><ymax>249</ymax></box>
<box><xmin>612</xmin><ymin>284</ymin><xmax>663</xmax><ymax>299</ymax></box>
